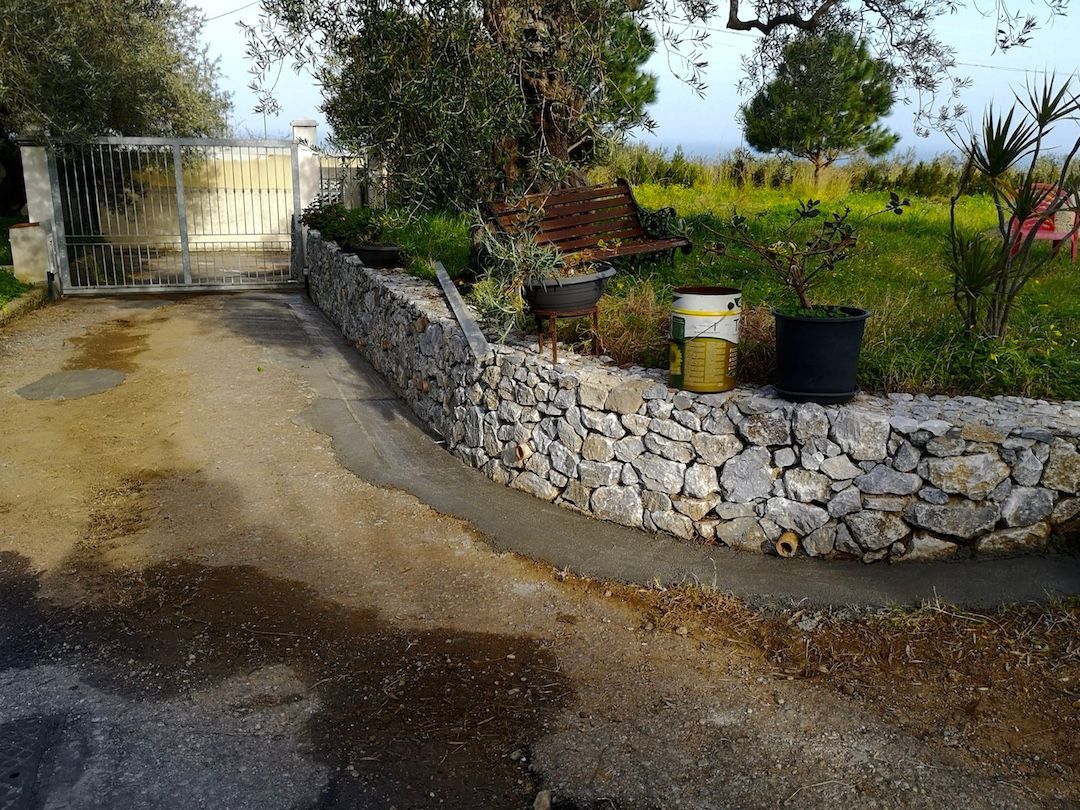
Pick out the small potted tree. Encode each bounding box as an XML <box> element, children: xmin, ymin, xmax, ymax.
<box><xmin>709</xmin><ymin>195</ymin><xmax>907</xmax><ymax>403</ymax></box>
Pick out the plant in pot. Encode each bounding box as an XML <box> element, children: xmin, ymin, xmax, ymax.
<box><xmin>708</xmin><ymin>194</ymin><xmax>908</xmax><ymax>403</ymax></box>
<box><xmin>301</xmin><ymin>199</ymin><xmax>404</xmax><ymax>269</ymax></box>
<box><xmin>472</xmin><ymin>215</ymin><xmax>615</xmax><ymax>341</ymax></box>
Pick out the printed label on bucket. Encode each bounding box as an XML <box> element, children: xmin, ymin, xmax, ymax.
<box><xmin>669</xmin><ymin>337</ymin><xmax>737</xmax><ymax>393</ymax></box>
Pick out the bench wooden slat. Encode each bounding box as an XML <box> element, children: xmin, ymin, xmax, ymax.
<box><xmin>547</xmin><ymin>227</ymin><xmax>644</xmax><ymax>252</ymax></box>
<box><xmin>495</xmin><ymin>193</ymin><xmax>633</xmax><ymax>223</ymax></box>
<box><xmin>537</xmin><ymin>204</ymin><xmax>640</xmax><ymax>231</ymax></box>
<box><xmin>577</xmin><ymin>237</ymin><xmax>690</xmax><ymax>260</ymax></box>
<box><xmin>537</xmin><ymin>216</ymin><xmax>644</xmax><ymax>245</ymax></box>
<box><xmin>486</xmin><ymin>179</ymin><xmax>691</xmax><ymax>263</ymax></box>
<box><xmin>515</xmin><ymin>183</ymin><xmax>627</xmax><ymax>209</ymax></box>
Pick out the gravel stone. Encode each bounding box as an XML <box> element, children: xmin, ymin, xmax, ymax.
<box><xmin>802</xmin><ymin>524</ymin><xmax>836</xmax><ymax>557</ymax></box>
<box><xmin>783</xmin><ymin>469</ymin><xmax>832</xmax><ymax>503</ymax></box>
<box><xmin>509</xmin><ymin>471</ymin><xmax>559</xmax><ymax>502</ymax></box>
<box><xmin>590</xmin><ymin>486</ymin><xmax>643</xmax><ymax>527</ymax></box>
<box><xmin>831</xmin><ymin>408</ymin><xmax>890</xmax><ymax>461</ymax></box>
<box><xmin>827</xmin><ymin>487</ymin><xmax>863</xmax><ymax>518</ymax></box>
<box><xmin>649</xmin><ymin>418</ymin><xmax>692</xmax><ymax>442</ymax></box>
<box><xmin>1042</xmin><ymin>442</ymin><xmax>1080</xmax><ymax>493</ymax></box>
<box><xmin>1011</xmin><ymin>448</ymin><xmax>1043</xmax><ymax>487</ymax></box>
<box><xmin>643</xmin><ymin>432</ymin><xmax>695</xmax><ymax>463</ymax></box>
<box><xmin>924</xmin><ymin>453</ymin><xmax>1010</xmax><ymax>500</ymax></box>
<box><xmin>765</xmin><ymin>497</ymin><xmax>830</xmax><ymax>535</ymax></box>
<box><xmin>582</xmin><ymin>433</ymin><xmax>615</xmax><ymax>462</ymax></box>
<box><xmin>713</xmin><ymin>517</ymin><xmax>769</xmax><ymax>553</ymax></box>
<box><xmin>578</xmin><ymin>460</ymin><xmax>623</xmax><ymax>488</ymax></box>
<box><xmin>739</xmin><ymin>410</ymin><xmax>792</xmax><ymax>446</ymax></box>
<box><xmin>634</xmin><ymin>454</ymin><xmax>686</xmax><ymax>495</ymax></box>
<box><xmin>845</xmin><ymin>510</ymin><xmax>911</xmax><ymax>550</ymax></box>
<box><xmin>854</xmin><ymin>464</ymin><xmax>922</xmax><ymax>495</ymax></box>
<box><xmin>899</xmin><ymin>532</ymin><xmax>960</xmax><ymax>562</ymax></box>
<box><xmin>1000</xmin><ymin>486</ymin><xmax>1055</xmax><ymax>527</ymax></box>
<box><xmin>604</xmin><ymin>380</ymin><xmax>652</xmax><ymax>415</ymax></box>
<box><xmin>720</xmin><ymin>447</ymin><xmax>774</xmax><ymax>502</ymax></box>
<box><xmin>905</xmin><ymin>501</ymin><xmax>1000</xmax><ymax>540</ymax></box>
<box><xmin>691</xmin><ymin>433</ymin><xmax>743</xmax><ymax>466</ymax></box>
<box><xmin>684</xmin><ymin>464</ymin><xmax>720</xmax><ymax>499</ymax></box>
<box><xmin>975</xmin><ymin>522</ymin><xmax>1050</xmax><ymax>555</ymax></box>
<box><xmin>793</xmin><ymin>403</ymin><xmax>829</xmax><ymax>442</ymax></box>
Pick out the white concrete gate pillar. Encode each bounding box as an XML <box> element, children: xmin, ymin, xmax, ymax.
<box><xmin>291</xmin><ymin>119</ymin><xmax>320</xmax><ymax>211</ymax></box>
<box><xmin>14</xmin><ymin>141</ymin><xmax>56</xmax><ymax>285</ymax></box>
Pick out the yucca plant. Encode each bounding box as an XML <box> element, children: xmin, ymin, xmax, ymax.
<box><xmin>949</xmin><ymin>75</ymin><xmax>1080</xmax><ymax>338</ymax></box>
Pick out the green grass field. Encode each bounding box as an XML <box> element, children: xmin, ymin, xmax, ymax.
<box><xmin>625</xmin><ymin>184</ymin><xmax>1079</xmax><ymax>400</ymax></box>
<box><xmin>379</xmin><ymin>183</ymin><xmax>1079</xmax><ymax>400</ymax></box>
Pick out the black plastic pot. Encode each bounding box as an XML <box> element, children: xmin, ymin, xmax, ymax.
<box><xmin>772</xmin><ymin>307</ymin><xmax>870</xmax><ymax>404</ymax></box>
<box><xmin>346</xmin><ymin>243</ymin><xmax>403</xmax><ymax>269</ymax></box>
<box><xmin>523</xmin><ymin>265</ymin><xmax>616</xmax><ymax>313</ymax></box>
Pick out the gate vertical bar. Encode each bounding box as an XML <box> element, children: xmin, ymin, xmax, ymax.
<box><xmin>45</xmin><ymin>148</ymin><xmax>72</xmax><ymax>289</ymax></box>
<box><xmin>172</xmin><ymin>142</ymin><xmax>192</xmax><ymax>285</ymax></box>
<box><xmin>290</xmin><ymin>142</ymin><xmax>302</xmax><ymax>279</ymax></box>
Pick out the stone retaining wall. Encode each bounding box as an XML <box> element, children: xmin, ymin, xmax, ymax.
<box><xmin>307</xmin><ymin>232</ymin><xmax>1080</xmax><ymax>563</ymax></box>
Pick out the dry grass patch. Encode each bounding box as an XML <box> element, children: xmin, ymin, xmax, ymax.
<box><xmin>640</xmin><ymin>584</ymin><xmax>1080</xmax><ymax>802</ymax></box>
<box><xmin>83</xmin><ymin>473</ymin><xmax>157</xmax><ymax>548</ymax></box>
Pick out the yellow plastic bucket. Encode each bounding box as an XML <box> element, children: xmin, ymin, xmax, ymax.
<box><xmin>669</xmin><ymin>286</ymin><xmax>741</xmax><ymax>393</ymax></box>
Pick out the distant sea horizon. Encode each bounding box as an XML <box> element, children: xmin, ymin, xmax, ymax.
<box><xmin>630</xmin><ymin>134</ymin><xmax>961</xmax><ymax>162</ymax></box>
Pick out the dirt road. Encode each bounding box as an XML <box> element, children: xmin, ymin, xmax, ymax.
<box><xmin>0</xmin><ymin>295</ymin><xmax>1074</xmax><ymax>809</ymax></box>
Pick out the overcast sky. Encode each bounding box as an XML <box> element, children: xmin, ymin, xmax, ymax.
<box><xmin>194</xmin><ymin>0</ymin><xmax>1076</xmax><ymax>158</ymax></box>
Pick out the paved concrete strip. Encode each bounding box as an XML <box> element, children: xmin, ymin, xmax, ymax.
<box><xmin>15</xmin><ymin>369</ymin><xmax>125</xmax><ymax>400</ymax></box>
<box><xmin>275</xmin><ymin>295</ymin><xmax>1080</xmax><ymax>610</ymax></box>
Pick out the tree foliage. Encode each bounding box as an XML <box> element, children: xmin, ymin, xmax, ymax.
<box><xmin>741</xmin><ymin>32</ymin><xmax>899</xmax><ymax>182</ymax></box>
<box><xmin>245</xmin><ymin>0</ymin><xmax>1070</xmax><ymax>207</ymax></box>
<box><xmin>247</xmin><ymin>0</ymin><xmax>662</xmax><ymax>206</ymax></box>
<box><xmin>0</xmin><ymin>0</ymin><xmax>231</xmax><ymax>140</ymax></box>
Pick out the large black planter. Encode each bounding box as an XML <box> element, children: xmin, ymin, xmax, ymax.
<box><xmin>523</xmin><ymin>265</ymin><xmax>616</xmax><ymax>313</ymax></box>
<box><xmin>773</xmin><ymin>307</ymin><xmax>870</xmax><ymax>404</ymax></box>
<box><xmin>345</xmin><ymin>243</ymin><xmax>403</xmax><ymax>269</ymax></box>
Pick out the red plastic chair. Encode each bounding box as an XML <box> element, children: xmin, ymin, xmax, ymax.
<box><xmin>1009</xmin><ymin>183</ymin><xmax>1079</xmax><ymax>262</ymax></box>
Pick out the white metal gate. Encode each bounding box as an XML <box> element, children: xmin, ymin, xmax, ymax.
<box><xmin>47</xmin><ymin>137</ymin><xmax>303</xmax><ymax>293</ymax></box>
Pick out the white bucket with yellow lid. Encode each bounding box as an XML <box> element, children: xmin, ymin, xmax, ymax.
<box><xmin>669</xmin><ymin>286</ymin><xmax>741</xmax><ymax>393</ymax></box>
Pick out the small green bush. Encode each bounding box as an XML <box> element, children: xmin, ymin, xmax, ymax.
<box><xmin>0</xmin><ymin>269</ymin><xmax>31</xmax><ymax>307</ymax></box>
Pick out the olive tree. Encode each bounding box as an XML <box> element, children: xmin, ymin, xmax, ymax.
<box><xmin>245</xmin><ymin>0</ymin><xmax>1069</xmax><ymax>206</ymax></box>
<box><xmin>0</xmin><ymin>0</ymin><xmax>230</xmax><ymax>140</ymax></box>
<box><xmin>247</xmin><ymin>0</ymin><xmax>664</xmax><ymax>205</ymax></box>
<box><xmin>0</xmin><ymin>0</ymin><xmax>230</xmax><ymax>213</ymax></box>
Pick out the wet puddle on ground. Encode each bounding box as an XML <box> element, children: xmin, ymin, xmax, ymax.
<box><xmin>63</xmin><ymin>316</ymin><xmax>157</xmax><ymax>373</ymax></box>
<box><xmin>0</xmin><ymin>549</ymin><xmax>570</xmax><ymax>807</ymax></box>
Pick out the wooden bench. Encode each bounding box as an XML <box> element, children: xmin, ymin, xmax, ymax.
<box><xmin>485</xmin><ymin>179</ymin><xmax>691</xmax><ymax>263</ymax></box>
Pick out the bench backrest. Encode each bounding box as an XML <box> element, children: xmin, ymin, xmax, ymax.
<box><xmin>488</xmin><ymin>179</ymin><xmax>645</xmax><ymax>253</ymax></box>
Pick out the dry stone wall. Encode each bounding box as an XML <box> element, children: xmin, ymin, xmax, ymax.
<box><xmin>307</xmin><ymin>232</ymin><xmax>1080</xmax><ymax>563</ymax></box>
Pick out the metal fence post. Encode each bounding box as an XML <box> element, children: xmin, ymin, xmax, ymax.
<box><xmin>172</xmin><ymin>142</ymin><xmax>192</xmax><ymax>285</ymax></box>
<box><xmin>291</xmin><ymin>142</ymin><xmax>303</xmax><ymax>278</ymax></box>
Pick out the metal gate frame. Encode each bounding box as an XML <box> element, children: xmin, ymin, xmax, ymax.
<box><xmin>45</xmin><ymin>136</ymin><xmax>303</xmax><ymax>294</ymax></box>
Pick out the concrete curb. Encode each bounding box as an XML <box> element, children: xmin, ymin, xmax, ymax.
<box><xmin>0</xmin><ymin>285</ymin><xmax>49</xmax><ymax>328</ymax></box>
<box><xmin>263</xmin><ymin>293</ymin><xmax>1079</xmax><ymax>610</ymax></box>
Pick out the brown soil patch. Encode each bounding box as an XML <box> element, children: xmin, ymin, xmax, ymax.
<box><xmin>593</xmin><ymin>579</ymin><xmax>1080</xmax><ymax>802</ymax></box>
